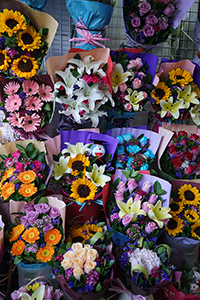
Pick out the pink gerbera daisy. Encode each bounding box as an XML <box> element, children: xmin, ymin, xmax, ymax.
<box><xmin>4</xmin><ymin>82</ymin><xmax>20</xmax><ymax>95</ymax></box>
<box><xmin>26</xmin><ymin>96</ymin><xmax>43</xmax><ymax>111</ymax></box>
<box><xmin>38</xmin><ymin>84</ymin><xmax>53</xmax><ymax>102</ymax></box>
<box><xmin>7</xmin><ymin>112</ymin><xmax>22</xmax><ymax>128</ymax></box>
<box><xmin>22</xmin><ymin>113</ymin><xmax>41</xmax><ymax>132</ymax></box>
<box><xmin>22</xmin><ymin>80</ymin><xmax>39</xmax><ymax>96</ymax></box>
<box><xmin>5</xmin><ymin>94</ymin><xmax>22</xmax><ymax>112</ymax></box>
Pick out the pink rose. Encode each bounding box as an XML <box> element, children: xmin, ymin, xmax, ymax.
<box><xmin>142</xmin><ymin>181</ymin><xmax>151</xmax><ymax>194</ymax></box>
<box><xmin>114</xmin><ymin>190</ymin><xmax>124</xmax><ymax>201</ymax></box>
<box><xmin>143</xmin><ymin>91</ymin><xmax>147</xmax><ymax>98</ymax></box>
<box><xmin>133</xmin><ymin>194</ymin><xmax>142</xmax><ymax>202</ymax></box>
<box><xmin>119</xmin><ymin>82</ymin><xmax>127</xmax><ymax>92</ymax></box>
<box><xmin>11</xmin><ymin>150</ymin><xmax>21</xmax><ymax>160</ymax></box>
<box><xmin>122</xmin><ymin>214</ymin><xmax>132</xmax><ymax>227</ymax></box>
<box><xmin>128</xmin><ymin>178</ymin><xmax>137</xmax><ymax>194</ymax></box>
<box><xmin>133</xmin><ymin>78</ymin><xmax>142</xmax><ymax>89</ymax></box>
<box><xmin>145</xmin><ymin>14</ymin><xmax>158</xmax><ymax>26</ymax></box>
<box><xmin>163</xmin><ymin>3</ymin><xmax>175</xmax><ymax>17</ymax></box>
<box><xmin>131</xmin><ymin>16</ymin><xmax>141</xmax><ymax>27</ymax></box>
<box><xmin>44</xmin><ymin>286</ymin><xmax>53</xmax><ymax>299</ymax></box>
<box><xmin>143</xmin><ymin>24</ymin><xmax>154</xmax><ymax>37</ymax></box>
<box><xmin>127</xmin><ymin>58</ymin><xmax>143</xmax><ymax>70</ymax></box>
<box><xmin>139</xmin><ymin>2</ymin><xmax>151</xmax><ymax>16</ymax></box>
<box><xmin>138</xmin><ymin>71</ymin><xmax>146</xmax><ymax>79</ymax></box>
<box><xmin>32</xmin><ymin>160</ymin><xmax>41</xmax><ymax>172</ymax></box>
<box><xmin>148</xmin><ymin>194</ymin><xmax>158</xmax><ymax>205</ymax></box>
<box><xmin>141</xmin><ymin>202</ymin><xmax>150</xmax><ymax>213</ymax></box>
<box><xmin>158</xmin><ymin>19</ymin><xmax>168</xmax><ymax>30</ymax></box>
<box><xmin>15</xmin><ymin>162</ymin><xmax>24</xmax><ymax>172</ymax></box>
<box><xmin>145</xmin><ymin>222</ymin><xmax>158</xmax><ymax>234</ymax></box>
<box><xmin>117</xmin><ymin>181</ymin><xmax>126</xmax><ymax>193</ymax></box>
<box><xmin>124</xmin><ymin>103</ymin><xmax>133</xmax><ymax>111</ymax></box>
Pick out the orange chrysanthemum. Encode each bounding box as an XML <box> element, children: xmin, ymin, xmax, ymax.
<box><xmin>10</xmin><ymin>240</ymin><xmax>25</xmax><ymax>256</ymax></box>
<box><xmin>22</xmin><ymin>227</ymin><xmax>40</xmax><ymax>243</ymax></box>
<box><xmin>44</xmin><ymin>229</ymin><xmax>62</xmax><ymax>245</ymax></box>
<box><xmin>36</xmin><ymin>245</ymin><xmax>55</xmax><ymax>262</ymax></box>
<box><xmin>18</xmin><ymin>183</ymin><xmax>37</xmax><ymax>198</ymax></box>
<box><xmin>18</xmin><ymin>170</ymin><xmax>36</xmax><ymax>184</ymax></box>
<box><xmin>3</xmin><ymin>167</ymin><xmax>15</xmax><ymax>180</ymax></box>
<box><xmin>1</xmin><ymin>182</ymin><xmax>15</xmax><ymax>200</ymax></box>
<box><xmin>9</xmin><ymin>224</ymin><xmax>25</xmax><ymax>242</ymax></box>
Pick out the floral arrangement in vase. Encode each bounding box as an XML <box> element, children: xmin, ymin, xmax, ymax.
<box><xmin>0</xmin><ymin>142</ymin><xmax>50</xmax><ymax>202</ymax></box>
<box><xmin>0</xmin><ymin>8</ymin><xmax>49</xmax><ymax>79</ymax></box>
<box><xmin>0</xmin><ymin>75</ymin><xmax>54</xmax><ymax>139</ymax></box>
<box><xmin>8</xmin><ymin>197</ymin><xmax>63</xmax><ymax>265</ymax></box>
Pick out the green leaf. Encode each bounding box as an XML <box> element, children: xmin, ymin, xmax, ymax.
<box><xmin>153</xmin><ymin>181</ymin><xmax>162</xmax><ymax>193</ymax></box>
<box><xmin>0</xmin><ymin>154</ymin><xmax>7</xmax><ymax>160</ymax></box>
<box><xmin>16</xmin><ymin>144</ymin><xmax>26</xmax><ymax>154</ymax></box>
<box><xmin>38</xmin><ymin>196</ymin><xmax>48</xmax><ymax>203</ymax></box>
<box><xmin>29</xmin><ymin>149</ymin><xmax>38</xmax><ymax>159</ymax></box>
<box><xmin>38</xmin><ymin>183</ymin><xmax>46</xmax><ymax>191</ymax></box>
<box><xmin>95</xmin><ymin>283</ymin><xmax>102</xmax><ymax>292</ymax></box>
<box><xmin>26</xmin><ymin>142</ymin><xmax>34</xmax><ymax>153</ymax></box>
<box><xmin>44</xmin><ymin>103</ymin><xmax>52</xmax><ymax>111</ymax></box>
<box><xmin>156</xmin><ymin>189</ymin><xmax>167</xmax><ymax>196</ymax></box>
<box><xmin>14</xmin><ymin>256</ymin><xmax>22</xmax><ymax>265</ymax></box>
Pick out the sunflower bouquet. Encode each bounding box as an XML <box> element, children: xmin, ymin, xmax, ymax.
<box><xmin>151</xmin><ymin>59</ymin><xmax>200</xmax><ymax>125</ymax></box>
<box><xmin>0</xmin><ymin>141</ymin><xmax>50</xmax><ymax>202</ymax></box>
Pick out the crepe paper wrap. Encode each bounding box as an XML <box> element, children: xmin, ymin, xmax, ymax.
<box><xmin>103</xmin><ymin>169</ymin><xmax>171</xmax><ymax>247</ymax></box>
<box><xmin>17</xmin><ymin>0</ymin><xmax>48</xmax><ymax>11</ymax></box>
<box><xmin>66</xmin><ymin>0</ymin><xmax>115</xmax><ymax>50</ymax></box>
<box><xmin>0</xmin><ymin>0</ymin><xmax>58</xmax><ymax>55</ymax></box>
<box><xmin>0</xmin><ymin>215</ymin><xmax>4</xmax><ymax>265</ymax></box>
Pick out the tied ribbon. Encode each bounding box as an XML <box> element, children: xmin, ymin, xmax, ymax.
<box><xmin>69</xmin><ymin>17</ymin><xmax>110</xmax><ymax>48</ymax></box>
<box><xmin>108</xmin><ymin>278</ymin><xmax>147</xmax><ymax>300</ymax></box>
<box><xmin>66</xmin><ymin>199</ymin><xmax>103</xmax><ymax>211</ymax></box>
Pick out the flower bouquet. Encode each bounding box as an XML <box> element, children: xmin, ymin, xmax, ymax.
<box><xmin>66</xmin><ymin>0</ymin><xmax>116</xmax><ymax>50</ymax></box>
<box><xmin>116</xmin><ymin>240</ymin><xmax>176</xmax><ymax>296</ymax></box>
<box><xmin>0</xmin><ymin>140</ymin><xmax>51</xmax><ymax>202</ymax></box>
<box><xmin>104</xmin><ymin>168</ymin><xmax>172</xmax><ymax>247</ymax></box>
<box><xmin>17</xmin><ymin>0</ymin><xmax>49</xmax><ymax>11</ymax></box>
<box><xmin>123</xmin><ymin>0</ymin><xmax>196</xmax><ymax>50</ymax></box>
<box><xmin>0</xmin><ymin>75</ymin><xmax>54</xmax><ymax>140</ymax></box>
<box><xmin>150</xmin><ymin>59</ymin><xmax>200</xmax><ymax>127</ymax></box>
<box><xmin>49</xmin><ymin>241</ymin><xmax>115</xmax><ymax>300</ymax></box>
<box><xmin>0</xmin><ymin>0</ymin><xmax>58</xmax><ymax>78</ymax></box>
<box><xmin>104</xmin><ymin>127</ymin><xmax>162</xmax><ymax>172</ymax></box>
<box><xmin>0</xmin><ymin>215</ymin><xmax>4</xmax><ymax>266</ymax></box>
<box><xmin>46</xmin><ymin>48</ymin><xmax>113</xmax><ymax>130</ymax></box>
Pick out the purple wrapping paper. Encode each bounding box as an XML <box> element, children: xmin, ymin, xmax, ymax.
<box><xmin>104</xmin><ymin>127</ymin><xmax>163</xmax><ymax>156</ymax></box>
<box><xmin>60</xmin><ymin>130</ymin><xmax>119</xmax><ymax>160</ymax></box>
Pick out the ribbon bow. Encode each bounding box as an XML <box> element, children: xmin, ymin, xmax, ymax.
<box><xmin>108</xmin><ymin>278</ymin><xmax>147</xmax><ymax>300</ymax></box>
<box><xmin>69</xmin><ymin>17</ymin><xmax>110</xmax><ymax>48</ymax></box>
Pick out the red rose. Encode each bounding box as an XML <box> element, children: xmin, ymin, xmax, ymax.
<box><xmin>169</xmin><ymin>145</ymin><xmax>177</xmax><ymax>154</ymax></box>
<box><xmin>178</xmin><ymin>131</ymin><xmax>187</xmax><ymax>136</ymax></box>
<box><xmin>184</xmin><ymin>151</ymin><xmax>193</xmax><ymax>161</ymax></box>
<box><xmin>197</xmin><ymin>162</ymin><xmax>200</xmax><ymax>168</ymax></box>
<box><xmin>186</xmin><ymin>165</ymin><xmax>196</xmax><ymax>174</ymax></box>
<box><xmin>191</xmin><ymin>145</ymin><xmax>199</xmax><ymax>151</ymax></box>
<box><xmin>171</xmin><ymin>158</ymin><xmax>182</xmax><ymax>168</ymax></box>
<box><xmin>190</xmin><ymin>133</ymin><xmax>199</xmax><ymax>140</ymax></box>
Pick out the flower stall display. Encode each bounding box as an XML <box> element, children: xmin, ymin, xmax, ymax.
<box><xmin>150</xmin><ymin>59</ymin><xmax>200</xmax><ymax>126</ymax></box>
<box><xmin>0</xmin><ymin>0</ymin><xmax>58</xmax><ymax>78</ymax></box>
<box><xmin>104</xmin><ymin>127</ymin><xmax>162</xmax><ymax>172</ymax></box>
<box><xmin>49</xmin><ymin>241</ymin><xmax>115</xmax><ymax>300</ymax></box>
<box><xmin>106</xmin><ymin>50</ymin><xmax>158</xmax><ymax>129</ymax></box>
<box><xmin>66</xmin><ymin>0</ymin><xmax>116</xmax><ymax>50</ymax></box>
<box><xmin>116</xmin><ymin>240</ymin><xmax>176</xmax><ymax>296</ymax></box>
<box><xmin>46</xmin><ymin>48</ymin><xmax>113</xmax><ymax>130</ymax></box>
<box><xmin>123</xmin><ymin>0</ymin><xmax>196</xmax><ymax>49</ymax></box>
<box><xmin>0</xmin><ymin>75</ymin><xmax>54</xmax><ymax>140</ymax></box>
<box><xmin>104</xmin><ymin>168</ymin><xmax>172</xmax><ymax>247</ymax></box>
<box><xmin>0</xmin><ymin>140</ymin><xmax>51</xmax><ymax>202</ymax></box>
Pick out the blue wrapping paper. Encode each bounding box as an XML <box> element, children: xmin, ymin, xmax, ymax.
<box><xmin>17</xmin><ymin>0</ymin><xmax>48</xmax><ymax>10</ymax></box>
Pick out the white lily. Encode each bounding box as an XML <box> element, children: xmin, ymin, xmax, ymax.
<box><xmin>82</xmin><ymin>99</ymin><xmax>107</xmax><ymax>127</ymax></box>
<box><xmin>160</xmin><ymin>97</ymin><xmax>184</xmax><ymax>119</ymax></box>
<box><xmin>58</xmin><ymin>98</ymin><xmax>89</xmax><ymax>124</ymax></box>
<box><xmin>125</xmin><ymin>88</ymin><xmax>145</xmax><ymax>111</ymax></box>
<box><xmin>54</xmin><ymin>66</ymin><xmax>79</xmax><ymax>96</ymax></box>
<box><xmin>53</xmin><ymin>155</ymin><xmax>70</xmax><ymax>180</ymax></box>
<box><xmin>19</xmin><ymin>284</ymin><xmax>45</xmax><ymax>300</ymax></box>
<box><xmin>177</xmin><ymin>85</ymin><xmax>199</xmax><ymax>109</ymax></box>
<box><xmin>190</xmin><ymin>104</ymin><xmax>200</xmax><ymax>125</ymax></box>
<box><xmin>117</xmin><ymin>198</ymin><xmax>146</xmax><ymax>222</ymax></box>
<box><xmin>112</xmin><ymin>63</ymin><xmax>131</xmax><ymax>93</ymax></box>
<box><xmin>62</xmin><ymin>142</ymin><xmax>91</xmax><ymax>157</ymax></box>
<box><xmin>86</xmin><ymin>164</ymin><xmax>111</xmax><ymax>187</ymax></box>
<box><xmin>67</xmin><ymin>55</ymin><xmax>106</xmax><ymax>76</ymax></box>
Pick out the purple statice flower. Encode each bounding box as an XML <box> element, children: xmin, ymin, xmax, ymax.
<box><xmin>68</xmin><ymin>282</ymin><xmax>75</xmax><ymax>289</ymax></box>
<box><xmin>110</xmin><ymin>213</ymin><xmax>121</xmax><ymax>223</ymax></box>
<box><xmin>24</xmin><ymin>242</ymin><xmax>38</xmax><ymax>253</ymax></box>
<box><xmin>65</xmin><ymin>268</ymin><xmax>73</xmax><ymax>281</ymax></box>
<box><xmin>84</xmin><ymin>284</ymin><xmax>94</xmax><ymax>292</ymax></box>
<box><xmin>18</xmin><ymin>91</ymin><xmax>26</xmax><ymax>99</ymax></box>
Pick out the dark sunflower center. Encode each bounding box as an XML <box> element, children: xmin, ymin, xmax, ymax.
<box><xmin>90</xmin><ymin>231</ymin><xmax>96</xmax><ymax>234</ymax></box>
<box><xmin>72</xmin><ymin>236</ymin><xmax>84</xmax><ymax>243</ymax></box>
<box><xmin>18</xmin><ymin>59</ymin><xmax>33</xmax><ymax>72</ymax></box>
<box><xmin>167</xmin><ymin>219</ymin><xmax>177</xmax><ymax>230</ymax></box>
<box><xmin>77</xmin><ymin>184</ymin><xmax>90</xmax><ymax>197</ymax></box>
<box><xmin>154</xmin><ymin>88</ymin><xmax>165</xmax><ymax>100</ymax></box>
<box><xmin>0</xmin><ymin>53</ymin><xmax>5</xmax><ymax>65</ymax></box>
<box><xmin>194</xmin><ymin>226</ymin><xmax>200</xmax><ymax>237</ymax></box>
<box><xmin>170</xmin><ymin>203</ymin><xmax>180</xmax><ymax>212</ymax></box>
<box><xmin>72</xmin><ymin>161</ymin><xmax>84</xmax><ymax>172</ymax></box>
<box><xmin>187</xmin><ymin>213</ymin><xmax>194</xmax><ymax>220</ymax></box>
<box><xmin>184</xmin><ymin>190</ymin><xmax>195</xmax><ymax>201</ymax></box>
<box><xmin>176</xmin><ymin>75</ymin><xmax>184</xmax><ymax>80</ymax></box>
<box><xmin>6</xmin><ymin>18</ymin><xmax>18</xmax><ymax>29</ymax></box>
<box><xmin>21</xmin><ymin>33</ymin><xmax>34</xmax><ymax>45</ymax></box>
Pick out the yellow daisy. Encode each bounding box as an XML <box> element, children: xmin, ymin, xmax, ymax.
<box><xmin>168</xmin><ymin>68</ymin><xmax>193</xmax><ymax>87</ymax></box>
<box><xmin>169</xmin><ymin>200</ymin><xmax>184</xmax><ymax>217</ymax></box>
<box><xmin>11</xmin><ymin>55</ymin><xmax>39</xmax><ymax>79</ymax></box>
<box><xmin>184</xmin><ymin>209</ymin><xmax>199</xmax><ymax>223</ymax></box>
<box><xmin>18</xmin><ymin>183</ymin><xmax>37</xmax><ymax>198</ymax></box>
<box><xmin>17</xmin><ymin>26</ymin><xmax>42</xmax><ymax>52</ymax></box>
<box><xmin>44</xmin><ymin>229</ymin><xmax>62</xmax><ymax>245</ymax></box>
<box><xmin>18</xmin><ymin>170</ymin><xmax>36</xmax><ymax>184</ymax></box>
<box><xmin>10</xmin><ymin>240</ymin><xmax>25</xmax><ymax>256</ymax></box>
<box><xmin>67</xmin><ymin>154</ymin><xmax>90</xmax><ymax>176</ymax></box>
<box><xmin>3</xmin><ymin>167</ymin><xmax>15</xmax><ymax>180</ymax></box>
<box><xmin>9</xmin><ymin>224</ymin><xmax>25</xmax><ymax>242</ymax></box>
<box><xmin>0</xmin><ymin>9</ymin><xmax>27</xmax><ymax>37</ymax></box>
<box><xmin>178</xmin><ymin>184</ymin><xmax>200</xmax><ymax>206</ymax></box>
<box><xmin>151</xmin><ymin>82</ymin><xmax>171</xmax><ymax>104</ymax></box>
<box><xmin>0</xmin><ymin>49</ymin><xmax>11</xmax><ymax>72</ymax></box>
<box><xmin>22</xmin><ymin>227</ymin><xmax>40</xmax><ymax>243</ymax></box>
<box><xmin>36</xmin><ymin>245</ymin><xmax>55</xmax><ymax>262</ymax></box>
<box><xmin>1</xmin><ymin>182</ymin><xmax>15</xmax><ymax>200</ymax></box>
<box><xmin>70</xmin><ymin>178</ymin><xmax>97</xmax><ymax>204</ymax></box>
<box><xmin>165</xmin><ymin>216</ymin><xmax>184</xmax><ymax>236</ymax></box>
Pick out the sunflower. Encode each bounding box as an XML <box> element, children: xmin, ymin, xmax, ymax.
<box><xmin>67</xmin><ymin>224</ymin><xmax>91</xmax><ymax>243</ymax></box>
<box><xmin>168</xmin><ymin>68</ymin><xmax>193</xmax><ymax>87</ymax></box>
<box><xmin>178</xmin><ymin>184</ymin><xmax>200</xmax><ymax>206</ymax></box>
<box><xmin>191</xmin><ymin>220</ymin><xmax>200</xmax><ymax>240</ymax></box>
<box><xmin>151</xmin><ymin>82</ymin><xmax>171</xmax><ymax>104</ymax></box>
<box><xmin>87</xmin><ymin>224</ymin><xmax>103</xmax><ymax>237</ymax></box>
<box><xmin>0</xmin><ymin>49</ymin><xmax>11</xmax><ymax>72</ymax></box>
<box><xmin>17</xmin><ymin>26</ymin><xmax>42</xmax><ymax>52</ymax></box>
<box><xmin>10</xmin><ymin>240</ymin><xmax>25</xmax><ymax>256</ymax></box>
<box><xmin>12</xmin><ymin>55</ymin><xmax>39</xmax><ymax>79</ymax></box>
<box><xmin>9</xmin><ymin>224</ymin><xmax>25</xmax><ymax>242</ymax></box>
<box><xmin>36</xmin><ymin>245</ymin><xmax>55</xmax><ymax>262</ymax></box>
<box><xmin>193</xmin><ymin>84</ymin><xmax>200</xmax><ymax>98</ymax></box>
<box><xmin>70</xmin><ymin>178</ymin><xmax>97</xmax><ymax>204</ymax></box>
<box><xmin>1</xmin><ymin>182</ymin><xmax>15</xmax><ymax>200</ymax></box>
<box><xmin>67</xmin><ymin>154</ymin><xmax>90</xmax><ymax>176</ymax></box>
<box><xmin>3</xmin><ymin>167</ymin><xmax>15</xmax><ymax>180</ymax></box>
<box><xmin>44</xmin><ymin>229</ymin><xmax>62</xmax><ymax>245</ymax></box>
<box><xmin>0</xmin><ymin>9</ymin><xmax>27</xmax><ymax>37</ymax></box>
<box><xmin>169</xmin><ymin>200</ymin><xmax>184</xmax><ymax>216</ymax></box>
<box><xmin>184</xmin><ymin>209</ymin><xmax>199</xmax><ymax>223</ymax></box>
<box><xmin>165</xmin><ymin>216</ymin><xmax>184</xmax><ymax>236</ymax></box>
<box><xmin>18</xmin><ymin>170</ymin><xmax>36</xmax><ymax>184</ymax></box>
<box><xmin>22</xmin><ymin>227</ymin><xmax>40</xmax><ymax>243</ymax></box>
<box><xmin>18</xmin><ymin>183</ymin><xmax>37</xmax><ymax>198</ymax></box>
